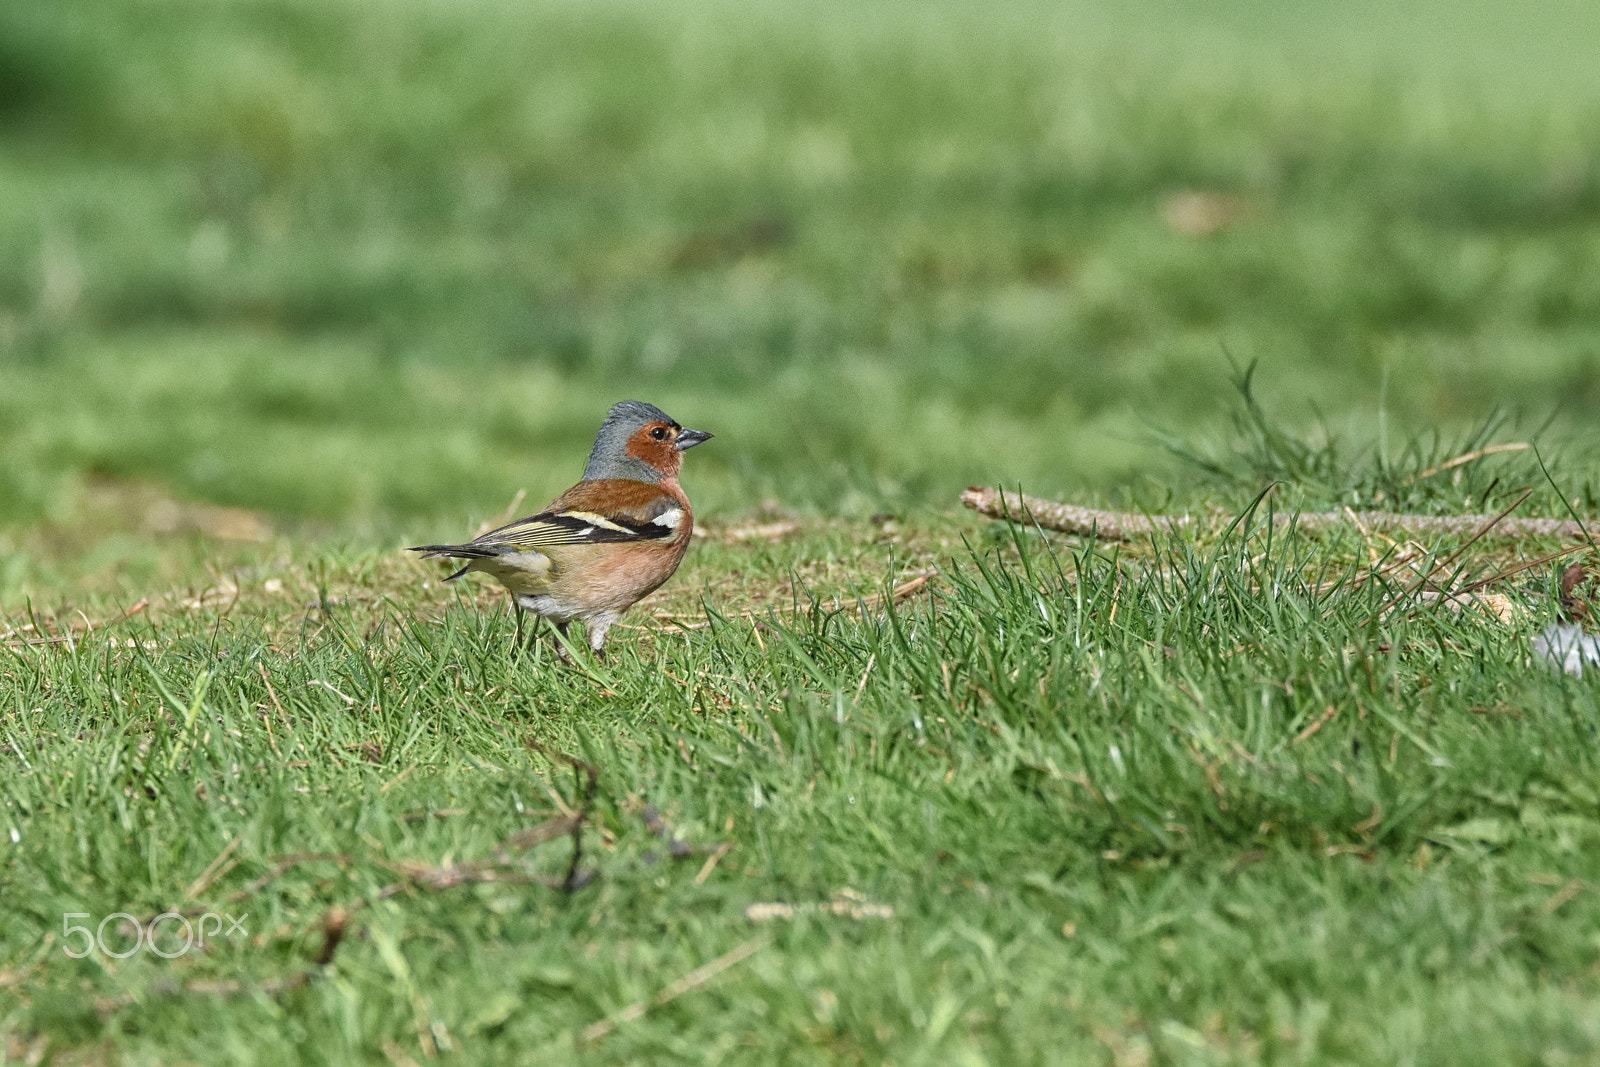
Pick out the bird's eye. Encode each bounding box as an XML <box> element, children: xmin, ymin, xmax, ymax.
<box><xmin>650</xmin><ymin>426</ymin><xmax>668</xmax><ymax>440</ymax></box>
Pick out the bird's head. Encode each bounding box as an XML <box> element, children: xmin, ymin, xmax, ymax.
<box><xmin>583</xmin><ymin>400</ymin><xmax>713</xmax><ymax>483</ymax></box>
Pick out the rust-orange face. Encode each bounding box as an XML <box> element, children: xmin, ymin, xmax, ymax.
<box><xmin>584</xmin><ymin>401</ymin><xmax>713</xmax><ymax>484</ymax></box>
<box><xmin>624</xmin><ymin>420</ymin><xmax>714</xmax><ymax>478</ymax></box>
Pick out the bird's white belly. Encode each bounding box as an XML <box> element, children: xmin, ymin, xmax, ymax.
<box><xmin>514</xmin><ymin>593</ymin><xmax>573</xmax><ymax>623</ymax></box>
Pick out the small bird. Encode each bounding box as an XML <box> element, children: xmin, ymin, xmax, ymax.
<box><xmin>411</xmin><ymin>401</ymin><xmax>712</xmax><ymax>657</ymax></box>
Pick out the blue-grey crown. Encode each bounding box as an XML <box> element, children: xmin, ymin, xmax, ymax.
<box><xmin>602</xmin><ymin>400</ymin><xmax>673</xmax><ymax>430</ymax></box>
<box><xmin>583</xmin><ymin>400</ymin><xmax>679</xmax><ymax>482</ymax></box>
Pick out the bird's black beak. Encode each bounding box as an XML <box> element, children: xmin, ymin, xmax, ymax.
<box><xmin>675</xmin><ymin>428</ymin><xmax>713</xmax><ymax>451</ymax></box>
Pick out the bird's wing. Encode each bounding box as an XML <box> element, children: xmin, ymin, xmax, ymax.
<box><xmin>469</xmin><ymin>480</ymin><xmax>684</xmax><ymax>551</ymax></box>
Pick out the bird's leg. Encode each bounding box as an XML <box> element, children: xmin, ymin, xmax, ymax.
<box><xmin>585</xmin><ymin>615</ymin><xmax>616</xmax><ymax>663</ymax></box>
<box><xmin>551</xmin><ymin>620</ymin><xmax>573</xmax><ymax>664</ymax></box>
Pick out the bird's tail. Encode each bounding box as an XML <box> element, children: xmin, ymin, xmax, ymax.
<box><xmin>409</xmin><ymin>543</ymin><xmax>496</xmax><ymax>582</ymax></box>
<box><xmin>409</xmin><ymin>543</ymin><xmax>497</xmax><ymax>559</ymax></box>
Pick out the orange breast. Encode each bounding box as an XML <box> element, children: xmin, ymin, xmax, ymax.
<box><xmin>544</xmin><ymin>533</ymin><xmax>692</xmax><ymax>616</ymax></box>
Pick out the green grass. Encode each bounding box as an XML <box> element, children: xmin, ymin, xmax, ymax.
<box><xmin>7</xmin><ymin>0</ymin><xmax>1600</xmax><ymax>1062</ymax></box>
<box><xmin>7</xmin><ymin>481</ymin><xmax>1600</xmax><ymax>1064</ymax></box>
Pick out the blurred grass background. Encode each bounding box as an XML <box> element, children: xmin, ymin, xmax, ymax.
<box><xmin>3</xmin><ymin>0</ymin><xmax>1600</xmax><ymax>552</ymax></box>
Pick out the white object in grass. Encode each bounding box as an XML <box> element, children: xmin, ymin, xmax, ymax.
<box><xmin>1532</xmin><ymin>623</ymin><xmax>1600</xmax><ymax>677</ymax></box>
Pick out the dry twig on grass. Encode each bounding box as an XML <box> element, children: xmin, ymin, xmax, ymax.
<box><xmin>576</xmin><ymin>938</ymin><xmax>767</xmax><ymax>1045</ymax></box>
<box><xmin>961</xmin><ymin>487</ymin><xmax>1590</xmax><ymax>543</ymax></box>
<box><xmin>92</xmin><ymin>746</ymin><xmax>603</xmax><ymax>1019</ymax></box>
<box><xmin>523</xmin><ymin>739</ymin><xmax>600</xmax><ymax>891</ymax></box>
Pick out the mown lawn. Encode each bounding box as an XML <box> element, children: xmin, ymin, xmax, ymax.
<box><xmin>6</xmin><ymin>0</ymin><xmax>1600</xmax><ymax>1063</ymax></box>
<box><xmin>9</xmin><ymin>478</ymin><xmax>1600</xmax><ymax>1065</ymax></box>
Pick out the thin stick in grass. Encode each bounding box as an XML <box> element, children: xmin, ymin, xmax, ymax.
<box><xmin>1363</xmin><ymin>487</ymin><xmax>1534</xmax><ymax>626</ymax></box>
<box><xmin>577</xmin><ymin>938</ymin><xmax>767</xmax><ymax>1045</ymax></box>
<box><xmin>961</xmin><ymin>486</ymin><xmax>1587</xmax><ymax>543</ymax></box>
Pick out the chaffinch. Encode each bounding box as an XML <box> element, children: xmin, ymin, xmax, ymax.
<box><xmin>411</xmin><ymin>401</ymin><xmax>712</xmax><ymax>656</ymax></box>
